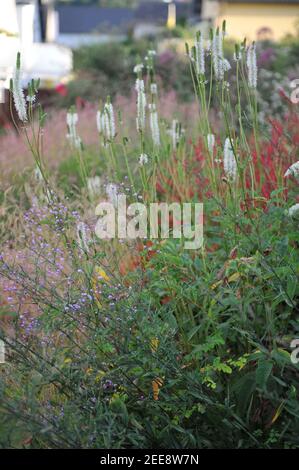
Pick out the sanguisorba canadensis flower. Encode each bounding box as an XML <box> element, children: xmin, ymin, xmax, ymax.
<box><xmin>224</xmin><ymin>138</ymin><xmax>237</xmax><ymax>180</ymax></box>
<box><xmin>211</xmin><ymin>23</ymin><xmax>231</xmax><ymax>81</ymax></box>
<box><xmin>26</xmin><ymin>94</ymin><xmax>36</xmax><ymax>104</ymax></box>
<box><xmin>149</xmin><ymin>103</ymin><xmax>160</xmax><ymax>147</ymax></box>
<box><xmin>212</xmin><ymin>27</ymin><xmax>224</xmax><ymax>81</ymax></box>
<box><xmin>288</xmin><ymin>203</ymin><xmax>299</xmax><ymax>218</ymax></box>
<box><xmin>139</xmin><ymin>153</ymin><xmax>149</xmax><ymax>166</ymax></box>
<box><xmin>96</xmin><ymin>100</ymin><xmax>116</xmax><ymax>143</ymax></box>
<box><xmin>66</xmin><ymin>110</ymin><xmax>81</xmax><ymax>149</ymax></box>
<box><xmin>133</xmin><ymin>63</ymin><xmax>144</xmax><ymax>74</ymax></box>
<box><xmin>207</xmin><ymin>133</ymin><xmax>215</xmax><ymax>155</ymax></box>
<box><xmin>12</xmin><ymin>52</ymin><xmax>27</xmax><ymax>122</ymax></box>
<box><xmin>103</xmin><ymin>100</ymin><xmax>116</xmax><ymax>141</ymax></box>
<box><xmin>195</xmin><ymin>31</ymin><xmax>205</xmax><ymax>76</ymax></box>
<box><xmin>284</xmin><ymin>160</ymin><xmax>299</xmax><ymax>180</ymax></box>
<box><xmin>135</xmin><ymin>77</ymin><xmax>147</xmax><ymax>132</ymax></box>
<box><xmin>247</xmin><ymin>42</ymin><xmax>257</xmax><ymax>89</ymax></box>
<box><xmin>96</xmin><ymin>110</ymin><xmax>105</xmax><ymax>135</ymax></box>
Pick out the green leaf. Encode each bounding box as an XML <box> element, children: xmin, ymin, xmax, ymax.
<box><xmin>256</xmin><ymin>359</ymin><xmax>273</xmax><ymax>390</ymax></box>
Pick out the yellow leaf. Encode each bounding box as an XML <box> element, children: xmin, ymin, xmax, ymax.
<box><xmin>211</xmin><ymin>280</ymin><xmax>222</xmax><ymax>290</ymax></box>
<box><xmin>150</xmin><ymin>337</ymin><xmax>159</xmax><ymax>353</ymax></box>
<box><xmin>92</xmin><ymin>266</ymin><xmax>111</xmax><ymax>308</ymax></box>
<box><xmin>227</xmin><ymin>272</ymin><xmax>241</xmax><ymax>283</ymax></box>
<box><xmin>271</xmin><ymin>400</ymin><xmax>286</xmax><ymax>425</ymax></box>
<box><xmin>95</xmin><ymin>370</ymin><xmax>106</xmax><ymax>383</ymax></box>
<box><xmin>109</xmin><ymin>393</ymin><xmax>120</xmax><ymax>404</ymax></box>
<box><xmin>152</xmin><ymin>377</ymin><xmax>163</xmax><ymax>401</ymax></box>
<box><xmin>94</xmin><ymin>266</ymin><xmax>110</xmax><ymax>283</ymax></box>
<box><xmin>92</xmin><ymin>276</ymin><xmax>102</xmax><ymax>308</ymax></box>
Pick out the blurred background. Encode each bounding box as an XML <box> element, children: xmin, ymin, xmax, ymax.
<box><xmin>1</xmin><ymin>1</ymin><xmax>299</xmax><ymax>106</ymax></box>
<box><xmin>1</xmin><ymin>0</ymin><xmax>299</xmax><ymax>172</ymax></box>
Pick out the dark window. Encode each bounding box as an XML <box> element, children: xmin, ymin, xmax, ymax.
<box><xmin>193</xmin><ymin>0</ymin><xmax>202</xmax><ymax>15</ymax></box>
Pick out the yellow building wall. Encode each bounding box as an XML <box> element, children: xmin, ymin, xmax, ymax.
<box><xmin>216</xmin><ymin>3</ymin><xmax>299</xmax><ymax>41</ymax></box>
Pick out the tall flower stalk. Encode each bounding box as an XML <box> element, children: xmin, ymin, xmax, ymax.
<box><xmin>149</xmin><ymin>103</ymin><xmax>160</xmax><ymax>147</ymax></box>
<box><xmin>12</xmin><ymin>52</ymin><xmax>27</xmax><ymax>123</ymax></box>
<box><xmin>223</xmin><ymin>138</ymin><xmax>237</xmax><ymax>180</ymax></box>
<box><xmin>66</xmin><ymin>107</ymin><xmax>88</xmax><ymax>188</ymax></box>
<box><xmin>134</xmin><ymin>66</ymin><xmax>149</xmax><ymax>194</ymax></box>
<box><xmin>246</xmin><ymin>42</ymin><xmax>260</xmax><ymax>166</ymax></box>
<box><xmin>66</xmin><ymin>110</ymin><xmax>81</xmax><ymax>149</ymax></box>
<box><xmin>195</xmin><ymin>31</ymin><xmax>205</xmax><ymax>77</ymax></box>
<box><xmin>10</xmin><ymin>53</ymin><xmax>49</xmax><ymax>190</ymax></box>
<box><xmin>97</xmin><ymin>97</ymin><xmax>118</xmax><ymax>178</ymax></box>
<box><xmin>246</xmin><ymin>42</ymin><xmax>257</xmax><ymax>89</ymax></box>
<box><xmin>212</xmin><ymin>27</ymin><xmax>225</xmax><ymax>81</ymax></box>
<box><xmin>103</xmin><ymin>99</ymin><xmax>116</xmax><ymax>141</ymax></box>
<box><xmin>136</xmin><ymin>76</ymin><xmax>146</xmax><ymax>133</ymax></box>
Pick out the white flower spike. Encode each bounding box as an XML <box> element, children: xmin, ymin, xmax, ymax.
<box><xmin>284</xmin><ymin>161</ymin><xmax>299</xmax><ymax>180</ymax></box>
<box><xmin>66</xmin><ymin>111</ymin><xmax>81</xmax><ymax>149</ymax></box>
<box><xmin>149</xmin><ymin>103</ymin><xmax>160</xmax><ymax>147</ymax></box>
<box><xmin>135</xmin><ymin>78</ymin><xmax>147</xmax><ymax>132</ymax></box>
<box><xmin>139</xmin><ymin>154</ymin><xmax>149</xmax><ymax>166</ymax></box>
<box><xmin>12</xmin><ymin>52</ymin><xmax>27</xmax><ymax>122</ymax></box>
<box><xmin>207</xmin><ymin>134</ymin><xmax>215</xmax><ymax>155</ymax></box>
<box><xmin>195</xmin><ymin>32</ymin><xmax>205</xmax><ymax>76</ymax></box>
<box><xmin>288</xmin><ymin>203</ymin><xmax>299</xmax><ymax>218</ymax></box>
<box><xmin>247</xmin><ymin>43</ymin><xmax>258</xmax><ymax>89</ymax></box>
<box><xmin>224</xmin><ymin>138</ymin><xmax>237</xmax><ymax>180</ymax></box>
